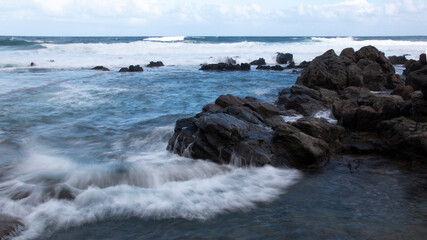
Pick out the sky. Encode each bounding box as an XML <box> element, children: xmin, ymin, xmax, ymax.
<box><xmin>0</xmin><ymin>0</ymin><xmax>426</xmax><ymax>36</ymax></box>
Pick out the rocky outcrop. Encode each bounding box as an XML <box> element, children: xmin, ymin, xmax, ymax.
<box><xmin>167</xmin><ymin>94</ymin><xmax>338</xmax><ymax>168</ymax></box>
<box><xmin>92</xmin><ymin>66</ymin><xmax>110</xmax><ymax>71</ymax></box>
<box><xmin>146</xmin><ymin>61</ymin><xmax>164</xmax><ymax>67</ymax></box>
<box><xmin>250</xmin><ymin>58</ymin><xmax>266</xmax><ymax>65</ymax></box>
<box><xmin>297</xmin><ymin>46</ymin><xmax>403</xmax><ymax>91</ymax></box>
<box><xmin>403</xmin><ymin>53</ymin><xmax>427</xmax><ymax>76</ymax></box>
<box><xmin>276</xmin><ymin>52</ymin><xmax>293</xmax><ymax>64</ymax></box>
<box><xmin>200</xmin><ymin>63</ymin><xmax>250</xmax><ymax>71</ymax></box>
<box><xmin>119</xmin><ymin>65</ymin><xmax>143</xmax><ymax>72</ymax></box>
<box><xmin>388</xmin><ymin>55</ymin><xmax>408</xmax><ymax>65</ymax></box>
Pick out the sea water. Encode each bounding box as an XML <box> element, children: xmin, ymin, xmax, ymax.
<box><xmin>1</xmin><ymin>36</ymin><xmax>427</xmax><ymax>239</ymax></box>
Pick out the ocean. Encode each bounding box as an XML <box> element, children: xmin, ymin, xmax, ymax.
<box><xmin>1</xmin><ymin>36</ymin><xmax>427</xmax><ymax>239</ymax></box>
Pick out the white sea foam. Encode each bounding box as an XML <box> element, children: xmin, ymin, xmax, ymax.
<box><xmin>1</xmin><ymin>37</ymin><xmax>426</xmax><ymax>70</ymax></box>
<box><xmin>0</xmin><ymin>134</ymin><xmax>301</xmax><ymax>240</ymax></box>
<box><xmin>144</xmin><ymin>36</ymin><xmax>186</xmax><ymax>42</ymax></box>
<box><xmin>314</xmin><ymin>110</ymin><xmax>338</xmax><ymax>124</ymax></box>
<box><xmin>281</xmin><ymin>114</ymin><xmax>304</xmax><ymax>123</ymax></box>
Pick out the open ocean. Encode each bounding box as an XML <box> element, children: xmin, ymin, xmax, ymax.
<box><xmin>1</xmin><ymin>36</ymin><xmax>427</xmax><ymax>239</ymax></box>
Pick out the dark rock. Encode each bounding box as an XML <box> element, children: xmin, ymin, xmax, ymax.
<box><xmin>92</xmin><ymin>66</ymin><xmax>110</xmax><ymax>71</ymax></box>
<box><xmin>388</xmin><ymin>55</ymin><xmax>408</xmax><ymax>65</ymax></box>
<box><xmin>411</xmin><ymin>98</ymin><xmax>427</xmax><ymax>122</ymax></box>
<box><xmin>333</xmin><ymin>94</ymin><xmax>403</xmax><ymax>131</ymax></box>
<box><xmin>256</xmin><ymin>65</ymin><xmax>271</xmax><ymax>70</ymax></box>
<box><xmin>299</xmin><ymin>46</ymin><xmax>402</xmax><ymax>91</ymax></box>
<box><xmin>420</xmin><ymin>53</ymin><xmax>427</xmax><ymax>65</ymax></box>
<box><xmin>250</xmin><ymin>58</ymin><xmax>266</xmax><ymax>65</ymax></box>
<box><xmin>276</xmin><ymin>52</ymin><xmax>293</xmax><ymax>64</ymax></box>
<box><xmin>291</xmin><ymin>117</ymin><xmax>345</xmax><ymax>150</ymax></box>
<box><xmin>286</xmin><ymin>61</ymin><xmax>296</xmax><ymax>68</ymax></box>
<box><xmin>119</xmin><ymin>65</ymin><xmax>143</xmax><ymax>72</ymax></box>
<box><xmin>391</xmin><ymin>85</ymin><xmax>414</xmax><ymax>100</ymax></box>
<box><xmin>272</xmin><ymin>124</ymin><xmax>330</xmax><ymax>167</ymax></box>
<box><xmin>297</xmin><ymin>61</ymin><xmax>311</xmax><ymax>68</ymax></box>
<box><xmin>30</xmin><ymin>62</ymin><xmax>36</xmax><ymax>67</ymax></box>
<box><xmin>377</xmin><ymin>117</ymin><xmax>427</xmax><ymax>163</ymax></box>
<box><xmin>146</xmin><ymin>61</ymin><xmax>164</xmax><ymax>67</ymax></box>
<box><xmin>200</xmin><ymin>63</ymin><xmax>250</xmax><ymax>71</ymax></box>
<box><xmin>215</xmin><ymin>94</ymin><xmax>246</xmax><ymax>107</ymax></box>
<box><xmin>271</xmin><ymin>65</ymin><xmax>285</xmax><ymax>71</ymax></box>
<box><xmin>277</xmin><ymin>85</ymin><xmax>328</xmax><ymax>116</ymax></box>
<box><xmin>0</xmin><ymin>214</ymin><xmax>24</xmax><ymax>239</ymax></box>
<box><xmin>405</xmin><ymin>66</ymin><xmax>427</xmax><ymax>94</ymax></box>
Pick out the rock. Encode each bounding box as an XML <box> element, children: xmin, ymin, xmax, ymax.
<box><xmin>0</xmin><ymin>214</ymin><xmax>24</xmax><ymax>239</ymax></box>
<box><xmin>291</xmin><ymin>117</ymin><xmax>345</xmax><ymax>150</ymax></box>
<box><xmin>297</xmin><ymin>61</ymin><xmax>311</xmax><ymax>68</ymax></box>
<box><xmin>30</xmin><ymin>62</ymin><xmax>36</xmax><ymax>67</ymax></box>
<box><xmin>276</xmin><ymin>52</ymin><xmax>293</xmax><ymax>64</ymax></box>
<box><xmin>391</xmin><ymin>85</ymin><xmax>414</xmax><ymax>100</ymax></box>
<box><xmin>215</xmin><ymin>94</ymin><xmax>246</xmax><ymax>107</ymax></box>
<box><xmin>405</xmin><ymin>66</ymin><xmax>427</xmax><ymax>95</ymax></box>
<box><xmin>200</xmin><ymin>63</ymin><xmax>250</xmax><ymax>71</ymax></box>
<box><xmin>272</xmin><ymin>124</ymin><xmax>330</xmax><ymax>167</ymax></box>
<box><xmin>388</xmin><ymin>55</ymin><xmax>408</xmax><ymax>65</ymax></box>
<box><xmin>277</xmin><ymin>85</ymin><xmax>328</xmax><ymax>116</ymax></box>
<box><xmin>250</xmin><ymin>58</ymin><xmax>266</xmax><ymax>65</ymax></box>
<box><xmin>146</xmin><ymin>61</ymin><xmax>164</xmax><ymax>67</ymax></box>
<box><xmin>92</xmin><ymin>66</ymin><xmax>110</xmax><ymax>71</ymax></box>
<box><xmin>119</xmin><ymin>65</ymin><xmax>143</xmax><ymax>72</ymax></box>
<box><xmin>256</xmin><ymin>65</ymin><xmax>271</xmax><ymax>70</ymax></box>
<box><xmin>271</xmin><ymin>65</ymin><xmax>285</xmax><ymax>71</ymax></box>
<box><xmin>286</xmin><ymin>61</ymin><xmax>296</xmax><ymax>68</ymax></box>
<box><xmin>333</xmin><ymin>94</ymin><xmax>403</xmax><ymax>131</ymax></box>
<box><xmin>299</xmin><ymin>46</ymin><xmax>402</xmax><ymax>91</ymax></box>
<box><xmin>377</xmin><ymin>117</ymin><xmax>427</xmax><ymax>163</ymax></box>
<box><xmin>420</xmin><ymin>53</ymin><xmax>427</xmax><ymax>65</ymax></box>
<box><xmin>411</xmin><ymin>98</ymin><xmax>427</xmax><ymax>122</ymax></box>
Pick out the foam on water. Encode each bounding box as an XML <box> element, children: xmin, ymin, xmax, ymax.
<box><xmin>1</xmin><ymin>36</ymin><xmax>426</xmax><ymax>70</ymax></box>
<box><xmin>0</xmin><ymin>131</ymin><xmax>301</xmax><ymax>239</ymax></box>
<box><xmin>313</xmin><ymin>110</ymin><xmax>338</xmax><ymax>124</ymax></box>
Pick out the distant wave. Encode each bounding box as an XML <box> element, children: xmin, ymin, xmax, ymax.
<box><xmin>144</xmin><ymin>36</ymin><xmax>186</xmax><ymax>42</ymax></box>
<box><xmin>0</xmin><ymin>37</ymin><xmax>37</xmax><ymax>46</ymax></box>
<box><xmin>311</xmin><ymin>36</ymin><xmax>355</xmax><ymax>42</ymax></box>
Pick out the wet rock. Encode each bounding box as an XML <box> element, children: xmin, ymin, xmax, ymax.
<box><xmin>388</xmin><ymin>55</ymin><xmax>408</xmax><ymax>65</ymax></box>
<box><xmin>403</xmin><ymin>54</ymin><xmax>427</xmax><ymax>75</ymax></box>
<box><xmin>377</xmin><ymin>117</ymin><xmax>427</xmax><ymax>163</ymax></box>
<box><xmin>256</xmin><ymin>65</ymin><xmax>271</xmax><ymax>70</ymax></box>
<box><xmin>272</xmin><ymin>124</ymin><xmax>330</xmax><ymax>167</ymax></box>
<box><xmin>146</xmin><ymin>61</ymin><xmax>164</xmax><ymax>67</ymax></box>
<box><xmin>297</xmin><ymin>61</ymin><xmax>311</xmax><ymax>68</ymax></box>
<box><xmin>92</xmin><ymin>66</ymin><xmax>110</xmax><ymax>71</ymax></box>
<box><xmin>119</xmin><ymin>65</ymin><xmax>143</xmax><ymax>72</ymax></box>
<box><xmin>250</xmin><ymin>58</ymin><xmax>266</xmax><ymax>65</ymax></box>
<box><xmin>405</xmin><ymin>66</ymin><xmax>427</xmax><ymax>96</ymax></box>
<box><xmin>256</xmin><ymin>65</ymin><xmax>284</xmax><ymax>71</ymax></box>
<box><xmin>0</xmin><ymin>214</ymin><xmax>25</xmax><ymax>239</ymax></box>
<box><xmin>291</xmin><ymin>117</ymin><xmax>345</xmax><ymax>150</ymax></box>
<box><xmin>391</xmin><ymin>85</ymin><xmax>414</xmax><ymax>100</ymax></box>
<box><xmin>276</xmin><ymin>52</ymin><xmax>293</xmax><ymax>64</ymax></box>
<box><xmin>200</xmin><ymin>63</ymin><xmax>250</xmax><ymax>71</ymax></box>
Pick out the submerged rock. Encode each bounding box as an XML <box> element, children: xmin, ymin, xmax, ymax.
<box><xmin>0</xmin><ymin>214</ymin><xmax>25</xmax><ymax>239</ymax></box>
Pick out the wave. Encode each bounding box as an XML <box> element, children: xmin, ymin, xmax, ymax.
<box><xmin>144</xmin><ymin>36</ymin><xmax>186</xmax><ymax>42</ymax></box>
<box><xmin>0</xmin><ymin>136</ymin><xmax>301</xmax><ymax>239</ymax></box>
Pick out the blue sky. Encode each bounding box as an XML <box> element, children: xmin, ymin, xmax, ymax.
<box><xmin>0</xmin><ymin>0</ymin><xmax>426</xmax><ymax>36</ymax></box>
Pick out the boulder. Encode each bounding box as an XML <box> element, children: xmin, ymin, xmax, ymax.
<box><xmin>92</xmin><ymin>66</ymin><xmax>110</xmax><ymax>71</ymax></box>
<box><xmin>272</xmin><ymin>124</ymin><xmax>330</xmax><ymax>167</ymax></box>
<box><xmin>256</xmin><ymin>65</ymin><xmax>271</xmax><ymax>70</ymax></box>
<box><xmin>405</xmin><ymin>66</ymin><xmax>427</xmax><ymax>95</ymax></box>
<box><xmin>388</xmin><ymin>55</ymin><xmax>408</xmax><ymax>65</ymax></box>
<box><xmin>200</xmin><ymin>63</ymin><xmax>250</xmax><ymax>71</ymax></box>
<box><xmin>297</xmin><ymin>61</ymin><xmax>311</xmax><ymax>68</ymax></box>
<box><xmin>256</xmin><ymin>65</ymin><xmax>284</xmax><ymax>71</ymax></box>
<box><xmin>250</xmin><ymin>58</ymin><xmax>266</xmax><ymax>65</ymax></box>
<box><xmin>119</xmin><ymin>65</ymin><xmax>143</xmax><ymax>72</ymax></box>
<box><xmin>391</xmin><ymin>85</ymin><xmax>414</xmax><ymax>100</ymax></box>
<box><xmin>421</xmin><ymin>53</ymin><xmax>427</xmax><ymax>65</ymax></box>
<box><xmin>146</xmin><ymin>61</ymin><xmax>164</xmax><ymax>67</ymax></box>
<box><xmin>377</xmin><ymin>117</ymin><xmax>427</xmax><ymax>163</ymax></box>
<box><xmin>277</xmin><ymin>85</ymin><xmax>328</xmax><ymax>116</ymax></box>
<box><xmin>276</xmin><ymin>52</ymin><xmax>293</xmax><ymax>64</ymax></box>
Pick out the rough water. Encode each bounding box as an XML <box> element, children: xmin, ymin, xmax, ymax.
<box><xmin>1</xmin><ymin>36</ymin><xmax>427</xmax><ymax>239</ymax></box>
